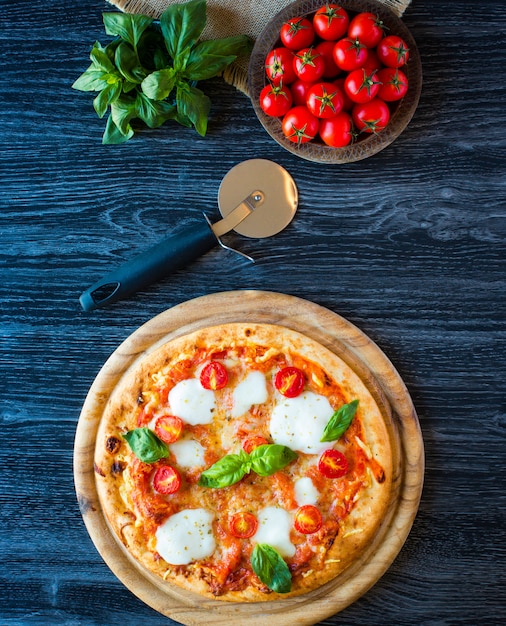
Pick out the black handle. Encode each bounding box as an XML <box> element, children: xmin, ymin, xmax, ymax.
<box><xmin>79</xmin><ymin>218</ymin><xmax>218</xmax><ymax>311</ymax></box>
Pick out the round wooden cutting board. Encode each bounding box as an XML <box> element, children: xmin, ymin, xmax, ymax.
<box><xmin>74</xmin><ymin>290</ymin><xmax>424</xmax><ymax>625</ymax></box>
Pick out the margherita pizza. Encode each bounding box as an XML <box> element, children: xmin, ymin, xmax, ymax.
<box><xmin>94</xmin><ymin>323</ymin><xmax>395</xmax><ymax>601</ymax></box>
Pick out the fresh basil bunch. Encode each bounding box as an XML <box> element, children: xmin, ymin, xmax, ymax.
<box><xmin>198</xmin><ymin>444</ymin><xmax>298</xmax><ymax>489</ymax></box>
<box><xmin>72</xmin><ymin>0</ymin><xmax>252</xmax><ymax>144</ymax></box>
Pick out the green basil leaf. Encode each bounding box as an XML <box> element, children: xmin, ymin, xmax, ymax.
<box><xmin>90</xmin><ymin>43</ymin><xmax>116</xmax><ymax>73</ymax></box>
<box><xmin>103</xmin><ymin>12</ymin><xmax>154</xmax><ymax>49</ymax></box>
<box><xmin>93</xmin><ymin>81</ymin><xmax>122</xmax><ymax>118</ymax></box>
<box><xmin>135</xmin><ymin>92</ymin><xmax>178</xmax><ymax>128</ymax></box>
<box><xmin>72</xmin><ymin>68</ymin><xmax>109</xmax><ymax>92</ymax></box>
<box><xmin>102</xmin><ymin>115</ymin><xmax>135</xmax><ymax>145</ymax></box>
<box><xmin>110</xmin><ymin>94</ymin><xmax>137</xmax><ymax>135</ymax></box>
<box><xmin>160</xmin><ymin>0</ymin><xmax>206</xmax><ymax>61</ymax></box>
<box><xmin>198</xmin><ymin>450</ymin><xmax>250</xmax><ymax>488</ymax></box>
<box><xmin>320</xmin><ymin>399</ymin><xmax>359</xmax><ymax>443</ymax></box>
<box><xmin>141</xmin><ymin>68</ymin><xmax>177</xmax><ymax>101</ymax></box>
<box><xmin>185</xmin><ymin>36</ymin><xmax>252</xmax><ymax>80</ymax></box>
<box><xmin>114</xmin><ymin>41</ymin><xmax>147</xmax><ymax>84</ymax></box>
<box><xmin>249</xmin><ymin>444</ymin><xmax>297</xmax><ymax>477</ymax></box>
<box><xmin>176</xmin><ymin>83</ymin><xmax>210</xmax><ymax>136</ymax></box>
<box><xmin>251</xmin><ymin>544</ymin><xmax>292</xmax><ymax>594</ymax></box>
<box><xmin>122</xmin><ymin>427</ymin><xmax>169</xmax><ymax>462</ymax></box>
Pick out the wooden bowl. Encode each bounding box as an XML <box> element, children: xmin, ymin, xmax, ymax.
<box><xmin>247</xmin><ymin>0</ymin><xmax>422</xmax><ymax>163</ymax></box>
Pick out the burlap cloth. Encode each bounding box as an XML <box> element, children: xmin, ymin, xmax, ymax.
<box><xmin>107</xmin><ymin>0</ymin><xmax>412</xmax><ymax>93</ymax></box>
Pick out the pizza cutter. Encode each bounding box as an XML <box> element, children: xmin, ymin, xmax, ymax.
<box><xmin>79</xmin><ymin>159</ymin><xmax>298</xmax><ymax>311</ymax></box>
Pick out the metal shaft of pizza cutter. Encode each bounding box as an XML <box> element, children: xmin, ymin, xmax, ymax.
<box><xmin>79</xmin><ymin>191</ymin><xmax>264</xmax><ymax>312</ymax></box>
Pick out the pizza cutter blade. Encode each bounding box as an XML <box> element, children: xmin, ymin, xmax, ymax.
<box><xmin>79</xmin><ymin>159</ymin><xmax>298</xmax><ymax>312</ymax></box>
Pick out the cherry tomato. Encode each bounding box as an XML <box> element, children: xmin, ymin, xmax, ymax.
<box><xmin>153</xmin><ymin>465</ymin><xmax>182</xmax><ymax>494</ymax></box>
<box><xmin>377</xmin><ymin>67</ymin><xmax>408</xmax><ymax>101</ymax></box>
<box><xmin>352</xmin><ymin>98</ymin><xmax>390</xmax><ymax>133</ymax></box>
<box><xmin>154</xmin><ymin>415</ymin><xmax>184</xmax><ymax>444</ymax></box>
<box><xmin>282</xmin><ymin>106</ymin><xmax>320</xmax><ymax>145</ymax></box>
<box><xmin>333</xmin><ymin>37</ymin><xmax>368</xmax><ymax>72</ymax></box>
<box><xmin>293</xmin><ymin>47</ymin><xmax>325</xmax><ymax>83</ymax></box>
<box><xmin>314</xmin><ymin>40</ymin><xmax>341</xmax><ymax>78</ymax></box>
<box><xmin>259</xmin><ymin>82</ymin><xmax>293</xmax><ymax>117</ymax></box>
<box><xmin>242</xmin><ymin>435</ymin><xmax>270</xmax><ymax>454</ymax></box>
<box><xmin>291</xmin><ymin>78</ymin><xmax>317</xmax><ymax>106</ymax></box>
<box><xmin>318</xmin><ymin>449</ymin><xmax>349</xmax><ymax>478</ymax></box>
<box><xmin>280</xmin><ymin>17</ymin><xmax>315</xmax><ymax>50</ymax></box>
<box><xmin>200</xmin><ymin>361</ymin><xmax>228</xmax><ymax>390</ymax></box>
<box><xmin>306</xmin><ymin>81</ymin><xmax>344</xmax><ymax>118</ymax></box>
<box><xmin>348</xmin><ymin>12</ymin><xmax>386</xmax><ymax>48</ymax></box>
<box><xmin>334</xmin><ymin>77</ymin><xmax>354</xmax><ymax>111</ymax></box>
<box><xmin>319</xmin><ymin>111</ymin><xmax>354</xmax><ymax>147</ymax></box>
<box><xmin>265</xmin><ymin>47</ymin><xmax>297</xmax><ymax>85</ymax></box>
<box><xmin>377</xmin><ymin>35</ymin><xmax>410</xmax><ymax>68</ymax></box>
<box><xmin>274</xmin><ymin>366</ymin><xmax>306</xmax><ymax>397</ymax></box>
<box><xmin>294</xmin><ymin>505</ymin><xmax>323</xmax><ymax>534</ymax></box>
<box><xmin>344</xmin><ymin>68</ymin><xmax>381</xmax><ymax>103</ymax></box>
<box><xmin>313</xmin><ymin>4</ymin><xmax>349</xmax><ymax>41</ymax></box>
<box><xmin>362</xmin><ymin>48</ymin><xmax>382</xmax><ymax>73</ymax></box>
<box><xmin>229</xmin><ymin>512</ymin><xmax>259</xmax><ymax>538</ymax></box>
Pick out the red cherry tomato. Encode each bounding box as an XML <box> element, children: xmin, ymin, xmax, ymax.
<box><xmin>306</xmin><ymin>82</ymin><xmax>344</xmax><ymax>118</ymax></box>
<box><xmin>229</xmin><ymin>512</ymin><xmax>259</xmax><ymax>538</ymax></box>
<box><xmin>352</xmin><ymin>98</ymin><xmax>391</xmax><ymax>133</ymax></box>
<box><xmin>153</xmin><ymin>465</ymin><xmax>182</xmax><ymax>494</ymax></box>
<box><xmin>291</xmin><ymin>78</ymin><xmax>317</xmax><ymax>106</ymax></box>
<box><xmin>280</xmin><ymin>17</ymin><xmax>315</xmax><ymax>50</ymax></box>
<box><xmin>334</xmin><ymin>77</ymin><xmax>354</xmax><ymax>111</ymax></box>
<box><xmin>348</xmin><ymin>12</ymin><xmax>386</xmax><ymax>48</ymax></box>
<box><xmin>313</xmin><ymin>4</ymin><xmax>349</xmax><ymax>41</ymax></box>
<box><xmin>274</xmin><ymin>366</ymin><xmax>306</xmax><ymax>397</ymax></box>
<box><xmin>318</xmin><ymin>449</ymin><xmax>349</xmax><ymax>478</ymax></box>
<box><xmin>344</xmin><ymin>68</ymin><xmax>381</xmax><ymax>103</ymax></box>
<box><xmin>200</xmin><ymin>361</ymin><xmax>228</xmax><ymax>390</ymax></box>
<box><xmin>265</xmin><ymin>47</ymin><xmax>297</xmax><ymax>85</ymax></box>
<box><xmin>154</xmin><ymin>415</ymin><xmax>184</xmax><ymax>444</ymax></box>
<box><xmin>362</xmin><ymin>48</ymin><xmax>382</xmax><ymax>73</ymax></box>
<box><xmin>259</xmin><ymin>82</ymin><xmax>293</xmax><ymax>117</ymax></box>
<box><xmin>314</xmin><ymin>40</ymin><xmax>341</xmax><ymax>78</ymax></box>
<box><xmin>282</xmin><ymin>106</ymin><xmax>319</xmax><ymax>145</ymax></box>
<box><xmin>293</xmin><ymin>47</ymin><xmax>325</xmax><ymax>83</ymax></box>
<box><xmin>377</xmin><ymin>67</ymin><xmax>409</xmax><ymax>101</ymax></box>
<box><xmin>293</xmin><ymin>505</ymin><xmax>323</xmax><ymax>534</ymax></box>
<box><xmin>242</xmin><ymin>436</ymin><xmax>270</xmax><ymax>454</ymax></box>
<box><xmin>377</xmin><ymin>35</ymin><xmax>410</xmax><ymax>68</ymax></box>
<box><xmin>319</xmin><ymin>111</ymin><xmax>354</xmax><ymax>147</ymax></box>
<box><xmin>333</xmin><ymin>37</ymin><xmax>368</xmax><ymax>72</ymax></box>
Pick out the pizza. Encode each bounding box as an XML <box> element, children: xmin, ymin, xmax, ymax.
<box><xmin>94</xmin><ymin>322</ymin><xmax>394</xmax><ymax>602</ymax></box>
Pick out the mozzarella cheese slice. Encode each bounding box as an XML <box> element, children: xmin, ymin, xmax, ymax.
<box><xmin>270</xmin><ymin>391</ymin><xmax>336</xmax><ymax>455</ymax></box>
<box><xmin>231</xmin><ymin>370</ymin><xmax>268</xmax><ymax>418</ymax></box>
<box><xmin>294</xmin><ymin>476</ymin><xmax>319</xmax><ymax>506</ymax></box>
<box><xmin>155</xmin><ymin>508</ymin><xmax>216</xmax><ymax>565</ymax></box>
<box><xmin>168</xmin><ymin>379</ymin><xmax>216</xmax><ymax>425</ymax></box>
<box><xmin>169</xmin><ymin>439</ymin><xmax>206</xmax><ymax>468</ymax></box>
<box><xmin>252</xmin><ymin>506</ymin><xmax>295</xmax><ymax>558</ymax></box>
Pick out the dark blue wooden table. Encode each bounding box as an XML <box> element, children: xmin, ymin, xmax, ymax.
<box><xmin>1</xmin><ymin>0</ymin><xmax>505</xmax><ymax>623</ymax></box>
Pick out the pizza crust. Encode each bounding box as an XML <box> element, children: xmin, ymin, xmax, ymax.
<box><xmin>94</xmin><ymin>323</ymin><xmax>396</xmax><ymax>602</ymax></box>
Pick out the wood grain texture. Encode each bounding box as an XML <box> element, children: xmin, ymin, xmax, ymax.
<box><xmin>1</xmin><ymin>0</ymin><xmax>505</xmax><ymax>624</ymax></box>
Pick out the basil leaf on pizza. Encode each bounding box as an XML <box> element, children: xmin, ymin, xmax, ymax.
<box><xmin>122</xmin><ymin>427</ymin><xmax>169</xmax><ymax>463</ymax></box>
<box><xmin>249</xmin><ymin>444</ymin><xmax>297</xmax><ymax>476</ymax></box>
<box><xmin>198</xmin><ymin>449</ymin><xmax>251</xmax><ymax>488</ymax></box>
<box><xmin>320</xmin><ymin>399</ymin><xmax>359</xmax><ymax>443</ymax></box>
<box><xmin>251</xmin><ymin>543</ymin><xmax>292</xmax><ymax>593</ymax></box>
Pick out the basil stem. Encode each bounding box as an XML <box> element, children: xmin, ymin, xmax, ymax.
<box><xmin>122</xmin><ymin>427</ymin><xmax>169</xmax><ymax>463</ymax></box>
<box><xmin>251</xmin><ymin>544</ymin><xmax>292</xmax><ymax>593</ymax></box>
<box><xmin>320</xmin><ymin>399</ymin><xmax>359</xmax><ymax>443</ymax></box>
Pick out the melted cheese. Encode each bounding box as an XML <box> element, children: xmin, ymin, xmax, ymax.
<box><xmin>231</xmin><ymin>371</ymin><xmax>268</xmax><ymax>418</ymax></box>
<box><xmin>155</xmin><ymin>508</ymin><xmax>215</xmax><ymax>565</ymax></box>
<box><xmin>252</xmin><ymin>506</ymin><xmax>295</xmax><ymax>558</ymax></box>
<box><xmin>168</xmin><ymin>379</ymin><xmax>216</xmax><ymax>425</ymax></box>
<box><xmin>294</xmin><ymin>477</ymin><xmax>319</xmax><ymax>506</ymax></box>
<box><xmin>270</xmin><ymin>391</ymin><xmax>336</xmax><ymax>455</ymax></box>
<box><xmin>169</xmin><ymin>439</ymin><xmax>206</xmax><ymax>468</ymax></box>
